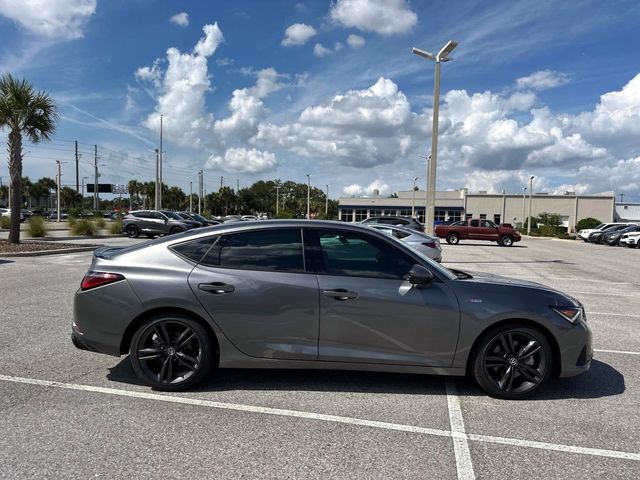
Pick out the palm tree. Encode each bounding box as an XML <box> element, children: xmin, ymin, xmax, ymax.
<box><xmin>0</xmin><ymin>75</ymin><xmax>57</xmax><ymax>243</ymax></box>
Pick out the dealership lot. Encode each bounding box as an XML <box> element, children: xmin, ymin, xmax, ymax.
<box><xmin>0</xmin><ymin>237</ymin><xmax>638</xmax><ymax>479</ymax></box>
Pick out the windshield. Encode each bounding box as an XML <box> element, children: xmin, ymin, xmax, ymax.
<box><xmin>162</xmin><ymin>211</ymin><xmax>183</xmax><ymax>220</ymax></box>
<box><xmin>191</xmin><ymin>213</ymin><xmax>208</xmax><ymax>222</ymax></box>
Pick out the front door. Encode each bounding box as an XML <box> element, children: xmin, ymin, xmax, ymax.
<box><xmin>187</xmin><ymin>228</ymin><xmax>319</xmax><ymax>360</ymax></box>
<box><xmin>307</xmin><ymin>228</ymin><xmax>460</xmax><ymax>367</ymax></box>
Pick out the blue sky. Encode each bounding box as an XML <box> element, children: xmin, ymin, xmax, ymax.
<box><xmin>0</xmin><ymin>0</ymin><xmax>639</xmax><ymax>201</ymax></box>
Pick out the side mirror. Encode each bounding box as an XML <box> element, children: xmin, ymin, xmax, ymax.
<box><xmin>407</xmin><ymin>264</ymin><xmax>434</xmax><ymax>286</ymax></box>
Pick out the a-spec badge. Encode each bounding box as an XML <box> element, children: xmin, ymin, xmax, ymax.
<box><xmin>466</xmin><ymin>298</ymin><xmax>483</xmax><ymax>303</ymax></box>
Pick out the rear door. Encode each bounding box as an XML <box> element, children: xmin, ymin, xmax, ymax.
<box><xmin>307</xmin><ymin>228</ymin><xmax>460</xmax><ymax>367</ymax></box>
<box><xmin>187</xmin><ymin>228</ymin><xmax>320</xmax><ymax>360</ymax></box>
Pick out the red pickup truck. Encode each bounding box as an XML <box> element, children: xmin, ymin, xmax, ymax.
<box><xmin>435</xmin><ymin>219</ymin><xmax>521</xmax><ymax>246</ymax></box>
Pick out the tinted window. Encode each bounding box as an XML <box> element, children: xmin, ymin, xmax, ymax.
<box><xmin>171</xmin><ymin>236</ymin><xmax>218</xmax><ymax>263</ymax></box>
<box><xmin>469</xmin><ymin>219</ymin><xmax>480</xmax><ymax>227</ymax></box>
<box><xmin>217</xmin><ymin>229</ymin><xmax>304</xmax><ymax>272</ymax></box>
<box><xmin>450</xmin><ymin>221</ymin><xmax>465</xmax><ymax>226</ymax></box>
<box><xmin>315</xmin><ymin>229</ymin><xmax>413</xmax><ymax>279</ymax></box>
<box><xmin>481</xmin><ymin>220</ymin><xmax>497</xmax><ymax>228</ymax></box>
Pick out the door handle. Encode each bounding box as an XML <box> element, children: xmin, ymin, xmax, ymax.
<box><xmin>323</xmin><ymin>289</ymin><xmax>358</xmax><ymax>301</ymax></box>
<box><xmin>198</xmin><ymin>282</ymin><xmax>235</xmax><ymax>294</ymax></box>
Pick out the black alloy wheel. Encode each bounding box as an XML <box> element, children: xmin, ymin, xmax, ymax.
<box><xmin>473</xmin><ymin>325</ymin><xmax>552</xmax><ymax>399</ymax></box>
<box><xmin>130</xmin><ymin>316</ymin><xmax>213</xmax><ymax>391</ymax></box>
<box><xmin>125</xmin><ymin>224</ymin><xmax>139</xmax><ymax>238</ymax></box>
<box><xmin>169</xmin><ymin>226</ymin><xmax>183</xmax><ymax>235</ymax></box>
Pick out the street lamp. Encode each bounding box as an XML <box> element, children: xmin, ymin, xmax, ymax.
<box><xmin>306</xmin><ymin>174</ymin><xmax>311</xmax><ymax>219</ymax></box>
<box><xmin>411</xmin><ymin>176</ymin><xmax>419</xmax><ymax>218</ymax></box>
<box><xmin>325</xmin><ymin>184</ymin><xmax>329</xmax><ymax>217</ymax></box>
<box><xmin>56</xmin><ymin>160</ymin><xmax>61</xmax><ymax>222</ymax></box>
<box><xmin>527</xmin><ymin>176</ymin><xmax>535</xmax><ymax>235</ymax></box>
<box><xmin>521</xmin><ymin>186</ymin><xmax>526</xmax><ymax>228</ymax></box>
<box><xmin>412</xmin><ymin>40</ymin><xmax>458</xmax><ymax>235</ymax></box>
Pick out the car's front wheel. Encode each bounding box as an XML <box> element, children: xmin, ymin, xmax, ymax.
<box><xmin>472</xmin><ymin>324</ymin><xmax>552</xmax><ymax>399</ymax></box>
<box><xmin>499</xmin><ymin>235</ymin><xmax>514</xmax><ymax>247</ymax></box>
<box><xmin>130</xmin><ymin>315</ymin><xmax>214</xmax><ymax>391</ymax></box>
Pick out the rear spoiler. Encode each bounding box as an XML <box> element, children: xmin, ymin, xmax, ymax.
<box><xmin>94</xmin><ymin>246</ymin><xmax>125</xmax><ymax>260</ymax></box>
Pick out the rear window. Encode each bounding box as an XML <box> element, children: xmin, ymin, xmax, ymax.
<box><xmin>170</xmin><ymin>236</ymin><xmax>219</xmax><ymax>263</ymax></box>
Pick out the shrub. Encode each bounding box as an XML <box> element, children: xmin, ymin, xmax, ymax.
<box><xmin>0</xmin><ymin>216</ymin><xmax>9</xmax><ymax>229</ymax></box>
<box><xmin>576</xmin><ymin>217</ymin><xmax>602</xmax><ymax>231</ymax></box>
<box><xmin>68</xmin><ymin>217</ymin><xmax>77</xmax><ymax>228</ymax></box>
<box><xmin>538</xmin><ymin>225</ymin><xmax>559</xmax><ymax>237</ymax></box>
<box><xmin>68</xmin><ymin>207</ymin><xmax>83</xmax><ymax>218</ymax></box>
<box><xmin>109</xmin><ymin>220</ymin><xmax>123</xmax><ymax>235</ymax></box>
<box><xmin>537</xmin><ymin>212</ymin><xmax>562</xmax><ymax>228</ymax></box>
<box><xmin>94</xmin><ymin>217</ymin><xmax>106</xmax><ymax>229</ymax></box>
<box><xmin>27</xmin><ymin>216</ymin><xmax>47</xmax><ymax>237</ymax></box>
<box><xmin>71</xmin><ymin>219</ymin><xmax>97</xmax><ymax>236</ymax></box>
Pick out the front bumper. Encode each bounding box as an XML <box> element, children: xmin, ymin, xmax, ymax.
<box><xmin>558</xmin><ymin>320</ymin><xmax>593</xmax><ymax>378</ymax></box>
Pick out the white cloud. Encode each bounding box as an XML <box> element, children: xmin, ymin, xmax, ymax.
<box><xmin>516</xmin><ymin>70</ymin><xmax>569</xmax><ymax>91</ymax></box>
<box><xmin>0</xmin><ymin>0</ymin><xmax>96</xmax><ymax>39</ymax></box>
<box><xmin>347</xmin><ymin>34</ymin><xmax>365</xmax><ymax>48</ymax></box>
<box><xmin>138</xmin><ymin>23</ymin><xmax>224</xmax><ymax>147</ymax></box>
<box><xmin>343</xmin><ymin>179</ymin><xmax>390</xmax><ymax>196</ymax></box>
<box><xmin>281</xmin><ymin>23</ymin><xmax>317</xmax><ymax>46</ymax></box>
<box><xmin>313</xmin><ymin>43</ymin><xmax>332</xmax><ymax>57</ymax></box>
<box><xmin>169</xmin><ymin>12</ymin><xmax>189</xmax><ymax>28</ymax></box>
<box><xmin>334</xmin><ymin>42</ymin><xmax>344</xmax><ymax>51</ymax></box>
<box><xmin>207</xmin><ymin>147</ymin><xmax>277</xmax><ymax>173</ymax></box>
<box><xmin>330</xmin><ymin>0</ymin><xmax>417</xmax><ymax>35</ymax></box>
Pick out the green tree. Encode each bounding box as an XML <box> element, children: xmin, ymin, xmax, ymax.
<box><xmin>60</xmin><ymin>186</ymin><xmax>82</xmax><ymax>208</ymax></box>
<box><xmin>29</xmin><ymin>180</ymin><xmax>49</xmax><ymax>208</ymax></box>
<box><xmin>576</xmin><ymin>217</ymin><xmax>602</xmax><ymax>231</ymax></box>
<box><xmin>0</xmin><ymin>74</ymin><xmax>57</xmax><ymax>243</ymax></box>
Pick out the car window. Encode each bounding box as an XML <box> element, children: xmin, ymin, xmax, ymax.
<box><xmin>392</xmin><ymin>229</ymin><xmax>411</xmax><ymax>239</ymax></box>
<box><xmin>170</xmin><ymin>236</ymin><xmax>219</xmax><ymax>263</ymax></box>
<box><xmin>314</xmin><ymin>229</ymin><xmax>414</xmax><ymax>279</ymax></box>
<box><xmin>469</xmin><ymin>219</ymin><xmax>480</xmax><ymax>227</ymax></box>
<box><xmin>481</xmin><ymin>220</ymin><xmax>497</xmax><ymax>228</ymax></box>
<box><xmin>361</xmin><ymin>218</ymin><xmax>377</xmax><ymax>224</ymax></box>
<box><xmin>215</xmin><ymin>229</ymin><xmax>304</xmax><ymax>272</ymax></box>
<box><xmin>450</xmin><ymin>221</ymin><xmax>465</xmax><ymax>226</ymax></box>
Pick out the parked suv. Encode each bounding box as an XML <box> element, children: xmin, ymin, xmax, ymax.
<box><xmin>122</xmin><ymin>210</ymin><xmax>193</xmax><ymax>238</ymax></box>
<box><xmin>360</xmin><ymin>216</ymin><xmax>424</xmax><ymax>232</ymax></box>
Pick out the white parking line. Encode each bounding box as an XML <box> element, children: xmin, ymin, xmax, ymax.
<box><xmin>445</xmin><ymin>379</ymin><xmax>475</xmax><ymax>480</ymax></box>
<box><xmin>1</xmin><ymin>374</ymin><xmax>639</xmax><ymax>462</ymax></box>
<box><xmin>588</xmin><ymin>312</ymin><xmax>640</xmax><ymax>318</ymax></box>
<box><xmin>595</xmin><ymin>349</ymin><xmax>640</xmax><ymax>356</ymax></box>
<box><xmin>568</xmin><ymin>291</ymin><xmax>640</xmax><ymax>298</ymax></box>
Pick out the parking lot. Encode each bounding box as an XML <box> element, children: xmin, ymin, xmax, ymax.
<box><xmin>0</xmin><ymin>236</ymin><xmax>638</xmax><ymax>479</ymax></box>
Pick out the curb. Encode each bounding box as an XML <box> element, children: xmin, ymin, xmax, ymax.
<box><xmin>0</xmin><ymin>246</ymin><xmax>99</xmax><ymax>257</ymax></box>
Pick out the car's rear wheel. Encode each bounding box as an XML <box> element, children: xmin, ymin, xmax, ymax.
<box><xmin>472</xmin><ymin>324</ymin><xmax>552</xmax><ymax>399</ymax></box>
<box><xmin>500</xmin><ymin>235</ymin><xmax>514</xmax><ymax>247</ymax></box>
<box><xmin>446</xmin><ymin>233</ymin><xmax>460</xmax><ymax>245</ymax></box>
<box><xmin>169</xmin><ymin>226</ymin><xmax>183</xmax><ymax>235</ymax></box>
<box><xmin>130</xmin><ymin>315</ymin><xmax>214</xmax><ymax>391</ymax></box>
<box><xmin>125</xmin><ymin>225</ymin><xmax>139</xmax><ymax>238</ymax></box>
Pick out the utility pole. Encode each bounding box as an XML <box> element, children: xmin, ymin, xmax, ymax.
<box><xmin>325</xmin><ymin>184</ymin><xmax>329</xmax><ymax>217</ymax></box>
<box><xmin>198</xmin><ymin>170</ymin><xmax>203</xmax><ymax>214</ymax></box>
<box><xmin>154</xmin><ymin>149</ymin><xmax>160</xmax><ymax>210</ymax></box>
<box><xmin>220</xmin><ymin>176</ymin><xmax>223</xmax><ymax>190</ymax></box>
<box><xmin>275</xmin><ymin>182</ymin><xmax>280</xmax><ymax>217</ymax></box>
<box><xmin>56</xmin><ymin>161</ymin><xmax>61</xmax><ymax>222</ymax></box>
<box><xmin>94</xmin><ymin>144</ymin><xmax>99</xmax><ymax>210</ymax></box>
<box><xmin>527</xmin><ymin>176</ymin><xmax>535</xmax><ymax>235</ymax></box>
<box><xmin>189</xmin><ymin>181</ymin><xmax>193</xmax><ymax>212</ymax></box>
<box><xmin>306</xmin><ymin>174</ymin><xmax>311</xmax><ymax>219</ymax></box>
<box><xmin>236</xmin><ymin>179</ymin><xmax>240</xmax><ymax>192</ymax></box>
<box><xmin>75</xmin><ymin>141</ymin><xmax>79</xmax><ymax>192</ymax></box>
<box><xmin>159</xmin><ymin>114</ymin><xmax>163</xmax><ymax>209</ymax></box>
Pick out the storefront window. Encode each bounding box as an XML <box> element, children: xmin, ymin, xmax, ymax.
<box><xmin>340</xmin><ymin>209</ymin><xmax>353</xmax><ymax>222</ymax></box>
<box><xmin>355</xmin><ymin>209</ymin><xmax>368</xmax><ymax>222</ymax></box>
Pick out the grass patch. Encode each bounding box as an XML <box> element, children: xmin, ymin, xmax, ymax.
<box><xmin>70</xmin><ymin>219</ymin><xmax>97</xmax><ymax>236</ymax></box>
<box><xmin>68</xmin><ymin>217</ymin><xmax>77</xmax><ymax>228</ymax></box>
<box><xmin>27</xmin><ymin>216</ymin><xmax>47</xmax><ymax>237</ymax></box>
<box><xmin>0</xmin><ymin>216</ymin><xmax>9</xmax><ymax>229</ymax></box>
<box><xmin>109</xmin><ymin>220</ymin><xmax>123</xmax><ymax>235</ymax></box>
<box><xmin>94</xmin><ymin>217</ymin><xmax>106</xmax><ymax>229</ymax></box>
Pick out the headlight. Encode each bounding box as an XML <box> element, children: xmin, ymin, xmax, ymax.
<box><xmin>551</xmin><ymin>306</ymin><xmax>584</xmax><ymax>324</ymax></box>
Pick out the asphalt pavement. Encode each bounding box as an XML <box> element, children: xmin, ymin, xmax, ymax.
<box><xmin>0</xmin><ymin>236</ymin><xmax>638</xmax><ymax>479</ymax></box>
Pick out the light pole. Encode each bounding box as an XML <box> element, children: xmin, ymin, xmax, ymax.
<box><xmin>275</xmin><ymin>182</ymin><xmax>280</xmax><ymax>218</ymax></box>
<box><xmin>189</xmin><ymin>181</ymin><xmax>193</xmax><ymax>213</ymax></box>
<box><xmin>56</xmin><ymin>160</ymin><xmax>61</xmax><ymax>222</ymax></box>
<box><xmin>411</xmin><ymin>176</ymin><xmax>418</xmax><ymax>218</ymax></box>
<box><xmin>306</xmin><ymin>174</ymin><xmax>311</xmax><ymax>219</ymax></box>
<box><xmin>521</xmin><ymin>186</ymin><xmax>526</xmax><ymax>228</ymax></box>
<box><xmin>527</xmin><ymin>176</ymin><xmax>535</xmax><ymax>235</ymax></box>
<box><xmin>81</xmin><ymin>176</ymin><xmax>89</xmax><ymax>205</ymax></box>
<box><xmin>198</xmin><ymin>170</ymin><xmax>203</xmax><ymax>214</ymax></box>
<box><xmin>154</xmin><ymin>149</ymin><xmax>160</xmax><ymax>210</ymax></box>
<box><xmin>325</xmin><ymin>184</ymin><xmax>329</xmax><ymax>217</ymax></box>
<box><xmin>412</xmin><ymin>40</ymin><xmax>458</xmax><ymax>235</ymax></box>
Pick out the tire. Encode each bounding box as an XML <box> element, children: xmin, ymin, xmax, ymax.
<box><xmin>499</xmin><ymin>235</ymin><xmax>514</xmax><ymax>247</ymax></box>
<box><xmin>472</xmin><ymin>324</ymin><xmax>552</xmax><ymax>399</ymax></box>
<box><xmin>169</xmin><ymin>226</ymin><xmax>183</xmax><ymax>235</ymax></box>
<box><xmin>129</xmin><ymin>314</ymin><xmax>214</xmax><ymax>391</ymax></box>
<box><xmin>145</xmin><ymin>234</ymin><xmax>155</xmax><ymax>239</ymax></box>
<box><xmin>125</xmin><ymin>224</ymin><xmax>139</xmax><ymax>238</ymax></box>
<box><xmin>446</xmin><ymin>233</ymin><xmax>460</xmax><ymax>245</ymax></box>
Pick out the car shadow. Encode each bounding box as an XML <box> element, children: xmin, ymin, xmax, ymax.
<box><xmin>106</xmin><ymin>358</ymin><xmax>623</xmax><ymax>400</ymax></box>
<box><xmin>0</xmin><ymin>259</ymin><xmax>15</xmax><ymax>264</ymax></box>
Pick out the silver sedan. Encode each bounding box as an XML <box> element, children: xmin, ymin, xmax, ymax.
<box><xmin>367</xmin><ymin>224</ymin><xmax>442</xmax><ymax>262</ymax></box>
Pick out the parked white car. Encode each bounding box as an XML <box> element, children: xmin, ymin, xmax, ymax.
<box><xmin>367</xmin><ymin>223</ymin><xmax>442</xmax><ymax>262</ymax></box>
<box><xmin>619</xmin><ymin>231</ymin><xmax>640</xmax><ymax>248</ymax></box>
<box><xmin>577</xmin><ymin>222</ymin><xmax>630</xmax><ymax>242</ymax></box>
<box><xmin>0</xmin><ymin>208</ymin><xmax>24</xmax><ymax>221</ymax></box>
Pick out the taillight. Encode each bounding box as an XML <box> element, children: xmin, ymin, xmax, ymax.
<box><xmin>81</xmin><ymin>271</ymin><xmax>125</xmax><ymax>291</ymax></box>
<box><xmin>422</xmin><ymin>242</ymin><xmax>438</xmax><ymax>248</ymax></box>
